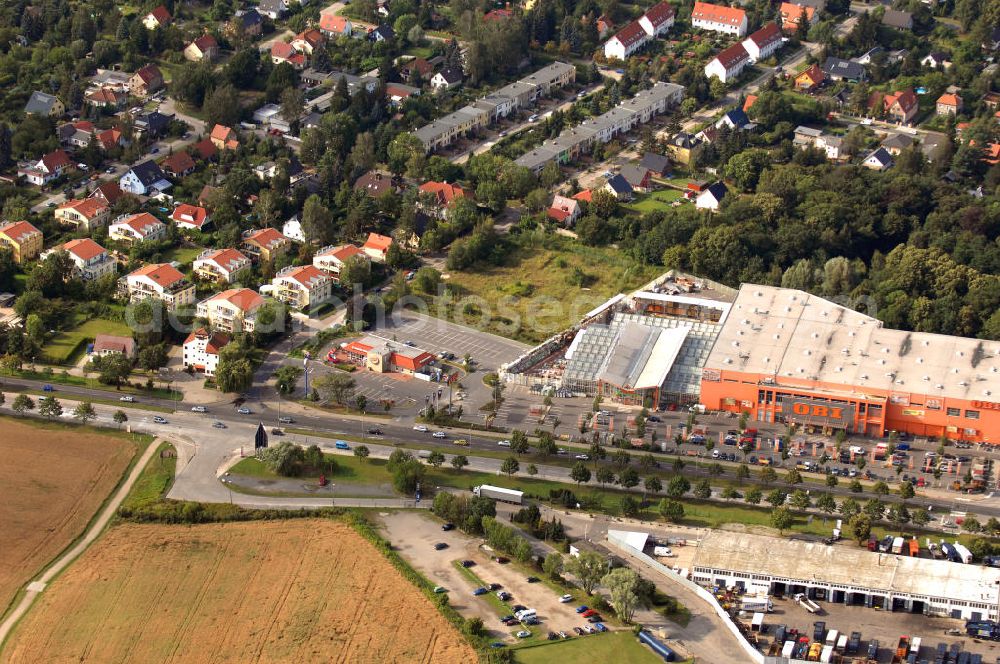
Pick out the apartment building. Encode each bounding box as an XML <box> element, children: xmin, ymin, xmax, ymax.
<box><xmin>193</xmin><ymin>248</ymin><xmax>252</xmax><ymax>283</ymax></box>
<box><xmin>196</xmin><ymin>288</ymin><xmax>266</xmax><ymax>334</ymax></box>
<box><xmin>122</xmin><ymin>263</ymin><xmax>196</xmax><ymax>310</ymax></box>
<box><xmin>267</xmin><ymin>265</ymin><xmax>333</xmax><ymax>309</ymax></box>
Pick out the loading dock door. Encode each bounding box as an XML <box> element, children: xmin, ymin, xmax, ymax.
<box><xmin>971</xmin><ymin>611</ymin><xmax>981</xmax><ymax>621</ymax></box>
<box><xmin>832</xmin><ymin>590</ymin><xmax>844</xmax><ymax>604</ymax></box>
<box><xmin>913</xmin><ymin>601</ymin><xmax>926</xmax><ymax>615</ymax></box>
<box><xmin>735</xmin><ymin>581</ymin><xmax>745</xmax><ymax>592</ymax></box>
<box><xmin>891</xmin><ymin>598</ymin><xmax>906</xmax><ymax>612</ymax></box>
<box><xmin>951</xmin><ymin>609</ymin><xmax>962</xmax><ymax>619</ymax></box>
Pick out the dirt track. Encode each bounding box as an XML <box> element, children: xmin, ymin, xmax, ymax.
<box><xmin>0</xmin><ymin>418</ymin><xmax>134</xmax><ymax>614</ymax></box>
<box><xmin>2</xmin><ymin>520</ymin><xmax>475</xmax><ymax>664</ymax></box>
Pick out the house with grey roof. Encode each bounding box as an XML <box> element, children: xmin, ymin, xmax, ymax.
<box><xmin>24</xmin><ymin>91</ymin><xmax>64</xmax><ymax>117</ymax></box>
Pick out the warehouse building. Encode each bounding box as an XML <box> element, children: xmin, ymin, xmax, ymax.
<box><xmin>690</xmin><ymin>531</ymin><xmax>1000</xmax><ymax>621</ymax></box>
<box><xmin>700</xmin><ymin>284</ymin><xmax>1000</xmax><ymax>443</ymax></box>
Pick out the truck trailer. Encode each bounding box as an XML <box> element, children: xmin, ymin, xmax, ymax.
<box><xmin>472</xmin><ymin>485</ymin><xmax>524</xmax><ymax>504</ymax></box>
<box><xmin>794</xmin><ymin>593</ymin><xmax>822</xmax><ymax>614</ymax></box>
<box><xmin>952</xmin><ymin>542</ymin><xmax>973</xmax><ymax>564</ymax></box>
<box><xmin>741</xmin><ymin>595</ymin><xmax>774</xmax><ymax>613</ymax></box>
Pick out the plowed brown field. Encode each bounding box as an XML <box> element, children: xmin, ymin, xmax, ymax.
<box><xmin>0</xmin><ymin>418</ymin><xmax>134</xmax><ymax>614</ymax></box>
<box><xmin>2</xmin><ymin>520</ymin><xmax>476</xmax><ymax>664</ymax></box>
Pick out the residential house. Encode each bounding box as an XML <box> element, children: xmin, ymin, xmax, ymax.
<box><xmin>271</xmin><ymin>41</ymin><xmax>306</xmax><ymax>69</ymax></box>
<box><xmin>18</xmin><ymin>149</ymin><xmax>73</xmax><ymax>186</ymax></box>
<box><xmin>171</xmin><ymin>204</ymin><xmax>211</xmax><ymax>231</ymax></box>
<box><xmin>603</xmin><ymin>174</ymin><xmax>633</xmax><ymax>200</ymax></box>
<box><xmin>983</xmin><ymin>91</ymin><xmax>999</xmax><ymax>111</ymax></box>
<box><xmin>862</xmin><ymin>147</ymin><xmax>894</xmax><ymax>170</ymax></box>
<box><xmin>881</xmin><ymin>89</ymin><xmax>919</xmax><ymax>125</ymax></box>
<box><xmin>314</xmin><ymin>244</ymin><xmax>367</xmax><ymax>279</ymax></box>
<box><xmin>695</xmin><ymin>182</ymin><xmax>728</xmax><ymax>211</ymax></box>
<box><xmin>369</xmin><ymin>25</ymin><xmax>394</xmax><ymax>42</ymax></box>
<box><xmin>385</xmin><ymin>83</ymin><xmax>420</xmax><ymax>106</ymax></box>
<box><xmin>24</xmin><ymin>91</ymin><xmax>64</xmax><ymax>117</ymax></box>
<box><xmin>604</xmin><ymin>21</ymin><xmax>649</xmax><ymax>61</ymax></box>
<box><xmin>354</xmin><ymin>171</ymin><xmax>396</xmax><ymax>198</ymax></box>
<box><xmin>691</xmin><ymin>2</ymin><xmax>747</xmax><ymax>37</ymax></box>
<box><xmin>183</xmin><ymin>328</ymin><xmax>230</xmax><ymax>376</ymax></box>
<box><xmin>135</xmin><ymin>111</ymin><xmax>172</xmax><ymax>137</ymax></box>
<box><xmin>793</xmin><ymin>126</ymin><xmax>843</xmax><ymax>160</ymax></box>
<box><xmin>639</xmin><ymin>152</ymin><xmax>671</xmax><ymax>178</ymax></box>
<box><xmin>210</xmin><ymin>124</ymin><xmax>240</xmax><ymax>150</ymax></box>
<box><xmin>89</xmin><ymin>68</ymin><xmax>131</xmax><ymax>92</ymax></box>
<box><xmin>109</xmin><ymin>212</ymin><xmax>167</xmax><ymax>244</ymax></box>
<box><xmin>319</xmin><ymin>13</ymin><xmax>353</xmax><ymax>37</ymax></box>
<box><xmin>194</xmin><ymin>248</ymin><xmax>251</xmax><ymax>284</ymax></box>
<box><xmin>881</xmin><ymin>9</ymin><xmax>913</xmax><ymax>30</ymax></box>
<box><xmin>794</xmin><ymin>64</ymin><xmax>825</xmax><ymax>92</ymax></box>
<box><xmin>741</xmin><ymin>22</ymin><xmax>783</xmax><ymax>63</ymax></box>
<box><xmin>400</xmin><ymin>57</ymin><xmax>433</xmax><ymax>80</ymax></box>
<box><xmin>596</xmin><ymin>15</ymin><xmax>614</xmax><ymax>37</ymax></box>
<box><xmin>184</xmin><ymin>34</ymin><xmax>220</xmax><ymax>62</ymax></box>
<box><xmin>0</xmin><ymin>221</ymin><xmax>43</xmax><ymax>264</ymax></box>
<box><xmin>96</xmin><ymin>128</ymin><xmax>126</xmax><ymax>150</ymax></box>
<box><xmin>192</xmin><ymin>139</ymin><xmax>218</xmax><ymax>162</ymax></box>
<box><xmin>668</xmin><ymin>132</ymin><xmax>702</xmax><ymax>165</ymax></box>
<box><xmin>936</xmin><ymin>93</ymin><xmax>962</xmax><ymax>115</ymax></box>
<box><xmin>196</xmin><ymin>288</ymin><xmax>266</xmax><ymax>334</ymax></box>
<box><xmin>258</xmin><ymin>0</ymin><xmax>289</xmax><ymax>20</ymax></box>
<box><xmin>779</xmin><ymin>2</ymin><xmax>816</xmax><ymax>32</ymax></box>
<box><xmin>54</xmin><ymin>198</ymin><xmax>110</xmax><ymax>231</ymax></box>
<box><xmin>362</xmin><ymin>232</ymin><xmax>394</xmax><ymax>262</ymax></box>
<box><xmin>291</xmin><ymin>28</ymin><xmax>324</xmax><ymax>54</ymax></box>
<box><xmin>58</xmin><ymin>121</ymin><xmax>95</xmax><ymax>148</ymax></box>
<box><xmin>230</xmin><ymin>9</ymin><xmax>263</xmax><ymax>38</ymax></box>
<box><xmin>546</xmin><ymin>194</ymin><xmax>581</xmax><ymax>225</ymax></box>
<box><xmin>84</xmin><ymin>87</ymin><xmax>127</xmax><ymax>110</ymax></box>
<box><xmin>715</xmin><ymin>108</ymin><xmax>751</xmax><ymax>131</ymax></box>
<box><xmin>197</xmin><ymin>184</ymin><xmax>220</xmax><ymax>207</ymax></box>
<box><xmin>880</xmin><ymin>133</ymin><xmax>915</xmax><ymax>156</ymax></box>
<box><xmin>142</xmin><ymin>5</ymin><xmax>171</xmax><ymax>29</ymax></box>
<box><xmin>431</xmin><ymin>68</ymin><xmax>464</xmax><ymax>91</ymax></box>
<box><xmin>816</xmin><ymin>134</ymin><xmax>843</xmax><ymax>160</ymax></box>
<box><xmin>92</xmin><ymin>334</ymin><xmax>136</xmax><ymax>359</ymax></box>
<box><xmin>161</xmin><ymin>151</ymin><xmax>196</xmax><ymax>177</ymax></box>
<box><xmin>242</xmin><ymin>228</ymin><xmax>291</xmax><ymax>262</ymax></box>
<box><xmin>705</xmin><ymin>43</ymin><xmax>750</xmax><ymax>83</ymax></box>
<box><xmin>120</xmin><ymin>161</ymin><xmax>171</xmax><ymax>195</ymax></box>
<box><xmin>821</xmin><ymin>57</ymin><xmax>866</xmax><ymax>82</ymax></box>
<box><xmin>49</xmin><ymin>238</ymin><xmax>117</xmax><ymax>281</ymax></box>
<box><xmin>122</xmin><ymin>263</ymin><xmax>195</xmax><ymax>310</ymax></box>
<box><xmin>90</xmin><ymin>181</ymin><xmax>125</xmax><ymax>206</ymax></box>
<box><xmin>267</xmin><ymin>265</ymin><xmax>333</xmax><ymax>309</ymax></box>
<box><xmin>483</xmin><ymin>7</ymin><xmax>513</xmax><ymax>21</ymax></box>
<box><xmin>418</xmin><ymin>181</ymin><xmax>468</xmax><ymax>217</ymax></box>
<box><xmin>129</xmin><ymin>64</ymin><xmax>164</xmax><ymax>98</ymax></box>
<box><xmin>620</xmin><ymin>163</ymin><xmax>652</xmax><ymax>192</ymax></box>
<box><xmin>921</xmin><ymin>52</ymin><xmax>952</xmax><ymax>69</ymax></box>
<box><xmin>638</xmin><ymin>1</ymin><xmax>676</xmax><ymax>37</ymax></box>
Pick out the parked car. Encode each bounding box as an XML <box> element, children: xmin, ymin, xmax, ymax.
<box><xmin>547</xmin><ymin>632</ymin><xmax>558</xmax><ymax>641</ymax></box>
<box><xmin>496</xmin><ymin>557</ymin><xmax>510</xmax><ymax>564</ymax></box>
<box><xmin>498</xmin><ymin>440</ymin><xmax>511</xmax><ymax>447</ymax></box>
<box><xmin>270</xmin><ymin>428</ymin><xmax>284</xmax><ymax>436</ymax></box>
<box><xmin>190</xmin><ymin>405</ymin><xmax>206</xmax><ymax>412</ymax></box>
<box><xmin>594</xmin><ymin>623</ymin><xmax>607</xmax><ymax>632</ymax></box>
<box><xmin>461</xmin><ymin>559</ymin><xmax>475</xmax><ymax>567</ymax></box>
<box><xmin>152</xmin><ymin>416</ymin><xmax>167</xmax><ymax>424</ymax></box>
<box><xmin>526</xmin><ymin>576</ymin><xmax>539</xmax><ymax>583</ymax></box>
<box><xmin>573</xmin><ymin>627</ymin><xmax>584</xmax><ymax>635</ymax></box>
<box><xmin>454</xmin><ymin>439</ymin><xmax>469</xmax><ymax>446</ymax></box>
<box><xmin>237</xmin><ymin>407</ymin><xmax>251</xmax><ymax>414</ymax></box>
<box><xmin>559</xmin><ymin>631</ymin><xmax>568</xmax><ymax>639</ymax></box>
<box><xmin>367</xmin><ymin>428</ymin><xmax>383</xmax><ymax>435</ymax></box>
<box><xmin>473</xmin><ymin>587</ymin><xmax>488</xmax><ymax>596</ymax></box>
<box><xmin>576</xmin><ymin>606</ymin><xmax>589</xmax><ymax>614</ymax></box>
<box><xmin>335</xmin><ymin>441</ymin><xmax>350</xmax><ymax>450</ymax></box>
<box><xmin>489</xmin><ymin>583</ymin><xmax>502</xmax><ymax>591</ymax></box>
<box><xmin>433</xmin><ymin>586</ymin><xmax>446</xmax><ymax>593</ymax></box>
<box><xmin>213</xmin><ymin>421</ymin><xmax>226</xmax><ymax>429</ymax></box>
<box><xmin>575</xmin><ymin>454</ymin><xmax>589</xmax><ymax>460</ymax></box>
<box><xmin>442</xmin><ymin>523</ymin><xmax>455</xmax><ymax>531</ymax></box>
<box><xmin>516</xmin><ymin>631</ymin><xmax>530</xmax><ymax>639</ymax></box>
<box><xmin>497</xmin><ymin>591</ymin><xmax>511</xmax><ymax>601</ymax></box>
<box><xmin>587</xmin><ymin>615</ymin><xmax>601</xmax><ymax>623</ymax></box>
<box><xmin>559</xmin><ymin>594</ymin><xmax>573</xmax><ymax>603</ymax></box>
<box><xmin>434</xmin><ymin>542</ymin><xmax>448</xmax><ymax>550</ymax></box>
<box><xmin>120</xmin><ymin>395</ymin><xmax>135</xmax><ymax>402</ymax></box>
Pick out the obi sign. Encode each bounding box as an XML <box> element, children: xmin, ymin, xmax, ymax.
<box><xmin>785</xmin><ymin>398</ymin><xmax>855</xmax><ymax>427</ymax></box>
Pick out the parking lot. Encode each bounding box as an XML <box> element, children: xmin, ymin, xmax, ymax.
<box><xmin>754</xmin><ymin>595</ymin><xmax>1000</xmax><ymax>662</ymax></box>
<box><xmin>377</xmin><ymin>511</ymin><xmax>604</xmax><ymax>642</ymax></box>
<box><xmin>376</xmin><ymin>312</ymin><xmax>528</xmax><ymax>372</ymax></box>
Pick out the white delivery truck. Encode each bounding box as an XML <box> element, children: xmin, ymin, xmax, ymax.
<box><xmin>653</xmin><ymin>546</ymin><xmax>674</xmax><ymax>557</ymax></box>
<box><xmin>741</xmin><ymin>595</ymin><xmax>773</xmax><ymax>613</ymax></box>
<box><xmin>473</xmin><ymin>485</ymin><xmax>524</xmax><ymax>505</ymax></box>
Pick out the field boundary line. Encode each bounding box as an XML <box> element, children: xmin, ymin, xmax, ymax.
<box><xmin>0</xmin><ymin>438</ymin><xmax>161</xmax><ymax>651</ymax></box>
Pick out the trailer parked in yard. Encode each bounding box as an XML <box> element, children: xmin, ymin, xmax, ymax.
<box><xmin>473</xmin><ymin>485</ymin><xmax>524</xmax><ymax>504</ymax></box>
<box><xmin>952</xmin><ymin>542</ymin><xmax>973</xmax><ymax>564</ymax></box>
<box><xmin>891</xmin><ymin>636</ymin><xmax>910</xmax><ymax>664</ymax></box>
<box><xmin>741</xmin><ymin>595</ymin><xmax>773</xmax><ymax>613</ymax></box>
<box><xmin>637</xmin><ymin>629</ymin><xmax>676</xmax><ymax>661</ymax></box>
<box><xmin>794</xmin><ymin>593</ymin><xmax>821</xmax><ymax>614</ymax></box>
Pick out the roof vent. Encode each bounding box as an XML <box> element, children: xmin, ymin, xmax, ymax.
<box><xmin>773</xmin><ymin>334</ymin><xmax>781</xmax><ymax>340</ymax></box>
<box><xmin>985</xmin><ymin>390</ymin><xmax>992</xmax><ymax>396</ymax></box>
<box><xmin>959</xmin><ymin>381</ymin><xmax>969</xmax><ymax>387</ymax></box>
<box><xmin>923</xmin><ymin>375</ymin><xmax>930</xmax><ymax>381</ymax></box>
<box><xmin>841</xmin><ymin>348</ymin><xmax>850</xmax><ymax>354</ymax></box>
<box><xmin>723</xmin><ymin>358</ymin><xmax>733</xmax><ymax>364</ymax></box>
<box><xmin>811</xmin><ymin>332</ymin><xmax>819</xmax><ymax>339</ymax></box>
<box><xmin>916</xmin><ymin>357</ymin><xmax>923</xmax><ymax>364</ymax></box>
<box><xmin>882</xmin><ymin>347</ymin><xmax>890</xmax><ymax>354</ymax></box>
<box><xmin>763</xmin><ymin>357</ymin><xmax>770</xmax><ymax>363</ymax></box>
<box><xmin>860</xmin><ymin>374</ymin><xmax>868</xmax><ymax>380</ymax></box>
<box><xmin>896</xmin><ymin>379</ymin><xmax>904</xmax><ymax>384</ymax></box>
<box><xmin>878</xmin><ymin>359</ymin><xmax>885</xmax><ymax>365</ymax></box>
<box><xmin>835</xmin><ymin>366</ymin><xmax>843</xmax><ymax>372</ymax></box>
<box><xmin>952</xmin><ymin>368</ymin><xmax>960</xmax><ymax>374</ymax></box>
<box><xmin>822</xmin><ymin>310</ymin><xmax>829</xmax><ymax>317</ymax></box>
<box><xmin>731</xmin><ymin>341</ymin><xmax>740</xmax><ymax>347</ymax></box>
<box><xmin>957</xmin><ymin>350</ymin><xmax>964</xmax><ymax>357</ymax></box>
<box><xmin>848</xmin><ymin>331</ymin><xmax>856</xmax><ymax>337</ymax></box>
<box><xmin>804</xmin><ymin>349</ymin><xmax>812</xmax><ymax>356</ymax></box>
<box><xmin>755</xmin><ymin>290</ymin><xmax>763</xmax><ymax>297</ymax></box>
<box><xmin>798</xmin><ymin>367</ymin><xmax>805</xmax><ymax>373</ymax></box>
<box><xmin>777</xmin><ymin>322</ymin><xmax>784</xmax><ymax>329</ymax></box>
<box><xmin>785</xmin><ymin>306</ymin><xmax>792</xmax><ymax>313</ymax></box>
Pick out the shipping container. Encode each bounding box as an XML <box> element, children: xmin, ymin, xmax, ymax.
<box><xmin>472</xmin><ymin>485</ymin><xmax>524</xmax><ymax>504</ymax></box>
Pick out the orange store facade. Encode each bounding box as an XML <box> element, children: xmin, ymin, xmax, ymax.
<box><xmin>700</xmin><ymin>369</ymin><xmax>1000</xmax><ymax>444</ymax></box>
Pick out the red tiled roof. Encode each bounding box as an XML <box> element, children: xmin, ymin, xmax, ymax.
<box><xmin>363</xmin><ymin>232</ymin><xmax>393</xmax><ymax>253</ymax></box>
<box><xmin>572</xmin><ymin>189</ymin><xmax>593</xmax><ymax>202</ymax></box>
<box><xmin>318</xmin><ymin>244</ymin><xmax>365</xmax><ymax>262</ymax></box>
<box><xmin>612</xmin><ymin>20</ymin><xmax>648</xmax><ymax>48</ymax></box>
<box><xmin>210</xmin><ymin>288</ymin><xmax>264</xmax><ymax>312</ymax></box>
<box><xmin>200</xmin><ymin>248</ymin><xmax>249</xmax><ymax>270</ymax></box>
<box><xmin>192</xmin><ymin>139</ymin><xmax>218</xmax><ymax>160</ymax></box>
<box><xmin>392</xmin><ymin>351</ymin><xmax>434</xmax><ymax>371</ymax></box>
<box><xmin>117</xmin><ymin>212</ymin><xmax>164</xmax><ymax>235</ymax></box>
<box><xmin>743</xmin><ymin>94</ymin><xmax>758</xmax><ymax>112</ymax></box>
<box><xmin>484</xmin><ymin>8</ymin><xmax>513</xmax><ymax>21</ymax></box>
<box><xmin>937</xmin><ymin>93</ymin><xmax>961</xmax><ymax>107</ymax></box>
<box><xmin>87</xmin><ymin>88</ymin><xmax>125</xmax><ymax>105</ymax></box>
<box><xmin>58</xmin><ymin>198</ymin><xmax>108</xmax><ymax>219</ymax></box>
<box><xmin>184</xmin><ymin>328</ymin><xmax>230</xmax><ymax>354</ymax></box>
<box><xmin>91</xmin><ymin>181</ymin><xmax>124</xmax><ymax>204</ymax></box>
<box><xmin>0</xmin><ymin>221</ymin><xmax>41</xmax><ymax>243</ymax></box>
<box><xmin>713</xmin><ymin>42</ymin><xmax>749</xmax><ymax>69</ymax></box>
<box><xmin>692</xmin><ymin>1</ymin><xmax>746</xmax><ymax>25</ymax></box>
<box><xmin>62</xmin><ymin>238</ymin><xmax>106</xmax><ymax>261</ymax></box>
<box><xmin>211</xmin><ymin>124</ymin><xmax>235</xmax><ymax>142</ymax></box>
<box><xmin>319</xmin><ymin>14</ymin><xmax>350</xmax><ymax>33</ymax></box>
<box><xmin>547</xmin><ymin>207</ymin><xmax>571</xmax><ymax>222</ymax></box>
<box><xmin>796</xmin><ymin>63</ymin><xmax>825</xmax><ymax>85</ymax></box>
<box><xmin>171</xmin><ymin>203</ymin><xmax>209</xmax><ymax>228</ymax></box>
<box><xmin>271</xmin><ymin>41</ymin><xmax>296</xmax><ymax>59</ymax></box>
<box><xmin>135</xmin><ymin>64</ymin><xmax>163</xmax><ymax>85</ymax></box>
<box><xmin>97</xmin><ymin>128</ymin><xmax>123</xmax><ymax>149</ymax></box>
<box><xmin>245</xmin><ymin>228</ymin><xmax>288</xmax><ymax>250</ymax></box>
<box><xmin>643</xmin><ymin>1</ymin><xmax>676</xmax><ymax>28</ymax></box>
<box><xmin>41</xmin><ymin>149</ymin><xmax>72</xmax><ymax>172</ymax></box>
<box><xmin>147</xmin><ymin>5</ymin><xmax>171</xmax><ymax>24</ymax></box>
<box><xmin>162</xmin><ymin>151</ymin><xmax>196</xmax><ymax>174</ymax></box>
<box><xmin>130</xmin><ymin>263</ymin><xmax>185</xmax><ymax>288</ymax></box>
<box><xmin>885</xmin><ymin>88</ymin><xmax>917</xmax><ymax>114</ymax></box>
<box><xmin>192</xmin><ymin>34</ymin><xmax>218</xmax><ymax>51</ymax></box>
<box><xmin>746</xmin><ymin>22</ymin><xmax>781</xmax><ymax>48</ymax></box>
<box><xmin>780</xmin><ymin>2</ymin><xmax>815</xmax><ymax>28</ymax></box>
<box><xmin>281</xmin><ymin>265</ymin><xmax>328</xmax><ymax>287</ymax></box>
<box><xmin>419</xmin><ymin>181</ymin><xmax>468</xmax><ymax>205</ymax></box>
<box><xmin>295</xmin><ymin>28</ymin><xmax>324</xmax><ymax>47</ymax></box>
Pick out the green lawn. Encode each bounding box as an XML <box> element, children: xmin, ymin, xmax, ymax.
<box><xmin>41</xmin><ymin>317</ymin><xmax>133</xmax><ymax>365</ymax></box>
<box><xmin>627</xmin><ymin>188</ymin><xmax>686</xmax><ymax>213</ymax></box>
<box><xmin>513</xmin><ymin>631</ymin><xmax>666</xmax><ymax>664</ymax></box>
<box><xmin>161</xmin><ymin>245</ymin><xmax>204</xmax><ymax>267</ymax></box>
<box><xmin>436</xmin><ymin>236</ymin><xmax>659</xmax><ymax>343</ymax></box>
<box><xmin>119</xmin><ymin>442</ymin><xmax>176</xmax><ymax>512</ymax></box>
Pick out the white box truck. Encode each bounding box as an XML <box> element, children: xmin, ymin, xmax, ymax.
<box><xmin>473</xmin><ymin>485</ymin><xmax>524</xmax><ymax>504</ymax></box>
<box><xmin>741</xmin><ymin>595</ymin><xmax>773</xmax><ymax>613</ymax></box>
<box><xmin>653</xmin><ymin>546</ymin><xmax>674</xmax><ymax>557</ymax></box>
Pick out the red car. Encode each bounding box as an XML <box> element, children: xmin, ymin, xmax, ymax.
<box><xmin>581</xmin><ymin>609</ymin><xmax>598</xmax><ymax>618</ymax></box>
